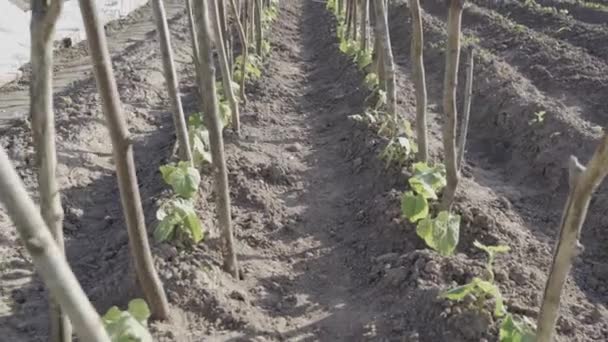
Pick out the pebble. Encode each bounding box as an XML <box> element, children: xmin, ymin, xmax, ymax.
<box><xmin>229</xmin><ymin>289</ymin><xmax>248</xmax><ymax>302</ymax></box>
<box><xmin>286</xmin><ymin>143</ymin><xmax>302</xmax><ymax>152</ymax></box>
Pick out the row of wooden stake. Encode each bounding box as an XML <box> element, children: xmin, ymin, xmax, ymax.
<box><xmin>342</xmin><ymin>0</ymin><xmax>608</xmax><ymax>341</ymax></box>
<box><xmin>0</xmin><ymin>0</ymin><xmax>273</xmax><ymax>341</ymax></box>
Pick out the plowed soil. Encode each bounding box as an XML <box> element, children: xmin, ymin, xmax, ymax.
<box><xmin>0</xmin><ymin>0</ymin><xmax>607</xmax><ymax>341</ymax></box>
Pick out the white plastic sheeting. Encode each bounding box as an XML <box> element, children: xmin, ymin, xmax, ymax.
<box><xmin>0</xmin><ymin>0</ymin><xmax>148</xmax><ymax>86</ymax></box>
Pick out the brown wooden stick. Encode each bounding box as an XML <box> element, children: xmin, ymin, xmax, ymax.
<box><xmin>440</xmin><ymin>0</ymin><xmax>464</xmax><ymax>211</ymax></box>
<box><xmin>0</xmin><ymin>147</ymin><xmax>110</xmax><ymax>342</ymax></box>
<box><xmin>152</xmin><ymin>0</ymin><xmax>193</xmax><ymax>162</ymax></box>
<box><xmin>537</xmin><ymin>134</ymin><xmax>608</xmax><ymax>341</ymax></box>
<box><xmin>78</xmin><ymin>0</ymin><xmax>170</xmax><ymax>320</ymax></box>
<box><xmin>373</xmin><ymin>0</ymin><xmax>396</xmax><ymax>120</ymax></box>
<box><xmin>457</xmin><ymin>47</ymin><xmax>474</xmax><ymax>170</ymax></box>
<box><xmin>29</xmin><ymin>0</ymin><xmax>72</xmax><ymax>340</ymax></box>
<box><xmin>194</xmin><ymin>0</ymin><xmax>240</xmax><ymax>279</ymax></box>
<box><xmin>409</xmin><ymin>0</ymin><xmax>428</xmax><ymax>163</ymax></box>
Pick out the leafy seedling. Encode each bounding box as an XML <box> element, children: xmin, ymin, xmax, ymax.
<box><xmin>401</xmin><ymin>191</ymin><xmax>429</xmax><ymax>223</ymax></box>
<box><xmin>234</xmin><ymin>54</ymin><xmax>262</xmax><ymax>83</ymax></box>
<box><xmin>408</xmin><ymin>162</ymin><xmax>447</xmax><ymax>200</ymax></box>
<box><xmin>500</xmin><ymin>314</ymin><xmax>536</xmax><ymax>342</ymax></box>
<box><xmin>160</xmin><ymin>162</ymin><xmax>200</xmax><ymax>199</ymax></box>
<box><xmin>380</xmin><ymin>136</ymin><xmax>414</xmax><ymax>168</ymax></box>
<box><xmin>529</xmin><ymin>110</ymin><xmax>546</xmax><ymax>125</ymax></box>
<box><xmin>364</xmin><ymin>72</ymin><xmax>379</xmax><ymax>90</ymax></box>
<box><xmin>356</xmin><ymin>49</ymin><xmax>373</xmax><ymax>69</ymax></box>
<box><xmin>417</xmin><ymin>211</ymin><xmax>460</xmax><ymax>256</ymax></box>
<box><xmin>155</xmin><ymin>197</ymin><xmax>204</xmax><ymax>244</ymax></box>
<box><xmin>441</xmin><ymin>241</ymin><xmax>510</xmax><ymax>316</ymax></box>
<box><xmin>102</xmin><ymin>299</ymin><xmax>153</xmax><ymax>342</ymax></box>
<box><xmin>188</xmin><ymin>113</ymin><xmax>213</xmax><ymax>167</ymax></box>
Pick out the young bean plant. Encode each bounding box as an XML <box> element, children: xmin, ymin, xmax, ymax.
<box><xmin>154</xmin><ymin>161</ymin><xmax>204</xmax><ymax>245</ymax></box>
<box><xmin>102</xmin><ymin>298</ymin><xmax>153</xmax><ymax>341</ymax></box>
<box><xmin>233</xmin><ymin>54</ymin><xmax>263</xmax><ymax>84</ymax></box>
<box><xmin>441</xmin><ymin>241</ymin><xmax>536</xmax><ymax>341</ymax></box>
<box><xmin>401</xmin><ymin>162</ymin><xmax>461</xmax><ymax>256</ymax></box>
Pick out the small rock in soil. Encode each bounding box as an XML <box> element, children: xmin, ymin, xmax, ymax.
<box><xmin>374</xmin><ymin>252</ymin><xmax>398</xmax><ymax>263</ymax></box>
<box><xmin>229</xmin><ymin>289</ymin><xmax>248</xmax><ymax>302</ymax></box>
<box><xmin>509</xmin><ymin>267</ymin><xmax>528</xmax><ymax>286</ymax></box>
<box><xmin>286</xmin><ymin>143</ymin><xmax>302</xmax><ymax>152</ymax></box>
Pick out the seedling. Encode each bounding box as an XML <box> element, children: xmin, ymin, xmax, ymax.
<box><xmin>154</xmin><ymin>197</ymin><xmax>204</xmax><ymax>244</ymax></box>
<box><xmin>188</xmin><ymin>114</ymin><xmax>213</xmax><ymax>167</ymax></box>
<box><xmin>102</xmin><ymin>299</ymin><xmax>153</xmax><ymax>342</ymax></box>
<box><xmin>233</xmin><ymin>54</ymin><xmax>263</xmax><ymax>83</ymax></box>
<box><xmin>364</xmin><ymin>73</ymin><xmax>380</xmax><ymax>90</ymax></box>
<box><xmin>339</xmin><ymin>38</ymin><xmax>359</xmax><ymax>56</ymax></box>
<box><xmin>159</xmin><ymin>162</ymin><xmax>200</xmax><ymax>199</ymax></box>
<box><xmin>155</xmin><ymin>162</ymin><xmax>204</xmax><ymax>244</ymax></box>
<box><xmin>500</xmin><ymin>314</ymin><xmax>536</xmax><ymax>342</ymax></box>
<box><xmin>401</xmin><ymin>162</ymin><xmax>460</xmax><ymax>256</ymax></box>
<box><xmin>529</xmin><ymin>110</ymin><xmax>546</xmax><ymax>125</ymax></box>
<box><xmin>356</xmin><ymin>49</ymin><xmax>373</xmax><ymax>69</ymax></box>
<box><xmin>441</xmin><ymin>241</ymin><xmax>509</xmax><ymax>316</ymax></box>
<box><xmin>380</xmin><ymin>137</ymin><xmax>414</xmax><ymax>168</ymax></box>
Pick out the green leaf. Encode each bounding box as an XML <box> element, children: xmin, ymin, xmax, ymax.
<box><xmin>102</xmin><ymin>303</ymin><xmax>153</xmax><ymax>342</ymax></box>
<box><xmin>127</xmin><ymin>299</ymin><xmax>150</xmax><ymax>324</ymax></box>
<box><xmin>441</xmin><ymin>282</ymin><xmax>477</xmax><ymax>301</ymax></box>
<box><xmin>364</xmin><ymin>73</ymin><xmax>379</xmax><ymax>89</ymax></box>
<box><xmin>102</xmin><ymin>306</ymin><xmax>122</xmax><ymax>324</ymax></box>
<box><xmin>220</xmin><ymin>102</ymin><xmax>232</xmax><ymax>128</ymax></box>
<box><xmin>191</xmin><ymin>129</ymin><xmax>212</xmax><ymax>167</ymax></box>
<box><xmin>159</xmin><ymin>162</ymin><xmax>200</xmax><ymax>199</ymax></box>
<box><xmin>402</xmin><ymin>119</ymin><xmax>414</xmax><ymax>138</ymax></box>
<box><xmin>412</xmin><ymin>162</ymin><xmax>447</xmax><ymax>191</ymax></box>
<box><xmin>416</xmin><ymin>217</ymin><xmax>433</xmax><ymax>243</ymax></box>
<box><xmin>154</xmin><ymin>211</ymin><xmax>179</xmax><ymax>242</ymax></box>
<box><xmin>188</xmin><ymin>112</ymin><xmax>204</xmax><ymax>129</ymax></box>
<box><xmin>500</xmin><ymin>314</ymin><xmax>536</xmax><ymax>342</ymax></box>
<box><xmin>431</xmin><ymin>211</ymin><xmax>460</xmax><ymax>256</ymax></box>
<box><xmin>409</xmin><ymin>177</ymin><xmax>437</xmax><ymax>199</ymax></box>
<box><xmin>339</xmin><ymin>39</ymin><xmax>349</xmax><ymax>53</ymax></box>
<box><xmin>184</xmin><ymin>212</ymin><xmax>204</xmax><ymax>243</ymax></box>
<box><xmin>401</xmin><ymin>191</ymin><xmax>429</xmax><ymax>223</ymax></box>
<box><xmin>356</xmin><ymin>49</ymin><xmax>373</xmax><ymax>69</ymax></box>
<box><xmin>173</xmin><ymin>198</ymin><xmax>204</xmax><ymax>244</ymax></box>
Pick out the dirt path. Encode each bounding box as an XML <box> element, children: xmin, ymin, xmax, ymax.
<box><xmin>184</xmin><ymin>0</ymin><xmax>400</xmax><ymax>339</ymax></box>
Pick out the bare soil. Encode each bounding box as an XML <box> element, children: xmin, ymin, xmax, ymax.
<box><xmin>0</xmin><ymin>0</ymin><xmax>607</xmax><ymax>341</ymax></box>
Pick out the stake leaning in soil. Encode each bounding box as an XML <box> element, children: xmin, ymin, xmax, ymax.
<box><xmin>229</xmin><ymin>0</ymin><xmax>249</xmax><ymax>103</ymax></box>
<box><xmin>373</xmin><ymin>0</ymin><xmax>397</xmax><ymax>120</ymax></box>
<box><xmin>151</xmin><ymin>0</ymin><xmax>193</xmax><ymax>162</ymax></box>
<box><xmin>457</xmin><ymin>47</ymin><xmax>474</xmax><ymax>170</ymax></box>
<box><xmin>537</xmin><ymin>133</ymin><xmax>608</xmax><ymax>342</ymax></box>
<box><xmin>0</xmin><ymin>147</ymin><xmax>111</xmax><ymax>342</ymax></box>
<box><xmin>78</xmin><ymin>0</ymin><xmax>170</xmax><ymax>320</ymax></box>
<box><xmin>440</xmin><ymin>0</ymin><xmax>464</xmax><ymax>211</ymax></box>
<box><xmin>29</xmin><ymin>0</ymin><xmax>72</xmax><ymax>340</ymax></box>
<box><xmin>210</xmin><ymin>0</ymin><xmax>242</xmax><ymax>135</ymax></box>
<box><xmin>194</xmin><ymin>0</ymin><xmax>240</xmax><ymax>279</ymax></box>
<box><xmin>409</xmin><ymin>0</ymin><xmax>428</xmax><ymax>163</ymax></box>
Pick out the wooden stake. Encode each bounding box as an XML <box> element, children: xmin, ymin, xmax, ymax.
<box><xmin>439</xmin><ymin>0</ymin><xmax>464</xmax><ymax>211</ymax></box>
<box><xmin>537</xmin><ymin>135</ymin><xmax>608</xmax><ymax>341</ymax></box>
<box><xmin>193</xmin><ymin>0</ymin><xmax>240</xmax><ymax>279</ymax></box>
<box><xmin>0</xmin><ymin>147</ymin><xmax>111</xmax><ymax>342</ymax></box>
<box><xmin>78</xmin><ymin>0</ymin><xmax>170</xmax><ymax>319</ymax></box>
